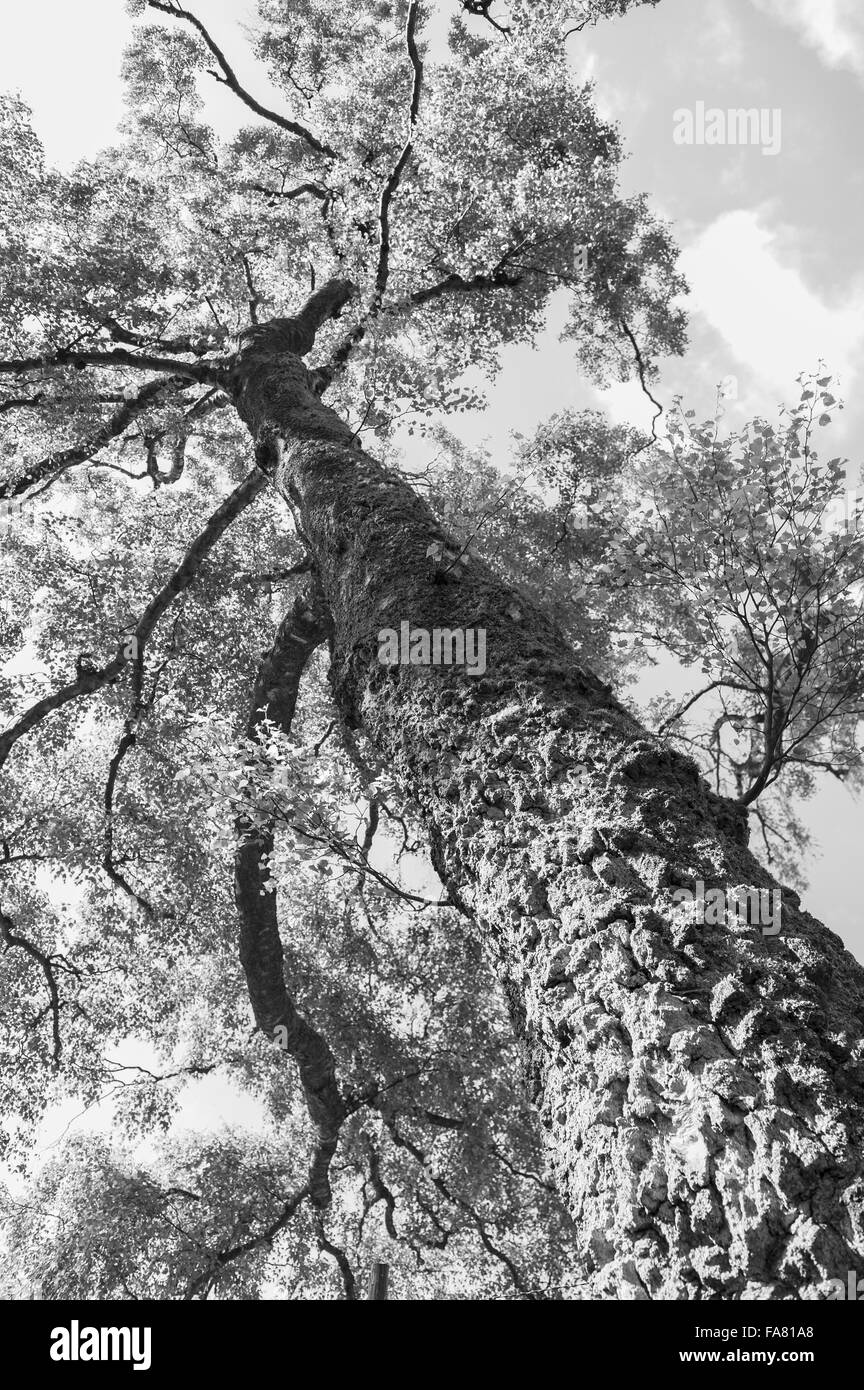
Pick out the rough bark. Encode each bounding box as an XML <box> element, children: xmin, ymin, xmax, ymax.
<box><xmin>228</xmin><ymin>304</ymin><xmax>864</xmax><ymax>1299</ymax></box>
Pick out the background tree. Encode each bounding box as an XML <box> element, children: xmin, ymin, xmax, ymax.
<box><xmin>429</xmin><ymin>382</ymin><xmax>864</xmax><ymax>889</ymax></box>
<box><xmin>1</xmin><ymin>0</ymin><xmax>863</xmax><ymax>1301</ymax></box>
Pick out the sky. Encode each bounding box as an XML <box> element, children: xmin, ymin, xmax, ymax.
<box><xmin>1</xmin><ymin>0</ymin><xmax>863</xmax><ymax>1152</ymax></box>
<box><xmin>2</xmin><ymin>1</ymin><xmax>862</xmax><ymax>446</ymax></box>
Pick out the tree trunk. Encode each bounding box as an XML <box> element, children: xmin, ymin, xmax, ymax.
<box><xmin>230</xmin><ymin>313</ymin><xmax>864</xmax><ymax>1299</ymax></box>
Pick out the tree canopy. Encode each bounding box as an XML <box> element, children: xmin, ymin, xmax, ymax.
<box><xmin>1</xmin><ymin>0</ymin><xmax>862</xmax><ymax>1301</ymax></box>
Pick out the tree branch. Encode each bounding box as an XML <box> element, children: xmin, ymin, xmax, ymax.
<box><xmin>242</xmin><ymin>255</ymin><xmax>261</xmax><ymax>325</ymax></box>
<box><xmin>145</xmin><ymin>1</ymin><xmax>340</xmax><ymax>161</ymax></box>
<box><xmin>183</xmin><ymin>1185</ymin><xmax>309</xmax><ymax>1300</ymax></box>
<box><xmin>0</xmin><ymin>346</ymin><xmax>219</xmax><ymax>385</ymax></box>
<box><xmin>325</xmin><ymin>266</ymin><xmax>522</xmax><ymax>378</ymax></box>
<box><xmin>0</xmin><ymin>472</ymin><xmax>266</xmax><ymax>773</ymax></box>
<box><xmin>102</xmin><ymin>642</ymin><xmax>158</xmax><ymax>918</ymax></box>
<box><xmin>0</xmin><ymin>908</ymin><xmax>63</xmax><ymax>1066</ymax></box>
<box><xmin>245</xmin><ymin>181</ymin><xmax>331</xmax><ymax>205</ymax></box>
<box><xmin>409</xmin><ymin>266</ymin><xmax>523</xmax><ymax>307</ymax></box>
<box><xmin>0</xmin><ymin>390</ymin><xmax>44</xmax><ymax>416</ymax></box>
<box><xmin>460</xmin><ymin>0</ymin><xmax>511</xmax><ymax>36</ymax></box>
<box><xmin>656</xmin><ymin>679</ymin><xmax>755</xmax><ymax>734</ymax></box>
<box><xmin>1</xmin><ymin>376</ymin><xmax>190</xmax><ymax>499</ymax></box>
<box><xmin>98</xmin><ymin>315</ymin><xmax>225</xmax><ymax>357</ymax></box>
<box><xmin>231</xmin><ymin>559</ymin><xmax>313</xmax><ymax>589</ymax></box>
<box><xmin>314</xmin><ymin>1214</ymin><xmax>358</xmax><ymax>1299</ymax></box>
<box><xmin>234</xmin><ymin>583</ymin><xmax>347</xmax><ymax>1209</ymax></box>
<box><xmin>617</xmin><ymin>316</ymin><xmax>664</xmax><ymax>453</ymax></box>
<box><xmin>373</xmin><ymin>0</ymin><xmax>424</xmax><ymax>308</ymax></box>
<box><xmin>235</xmin><ymin>279</ymin><xmax>358</xmax><ymax>367</ymax></box>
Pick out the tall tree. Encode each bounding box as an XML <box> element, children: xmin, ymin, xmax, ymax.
<box><xmin>1</xmin><ymin>0</ymin><xmax>862</xmax><ymax>1299</ymax></box>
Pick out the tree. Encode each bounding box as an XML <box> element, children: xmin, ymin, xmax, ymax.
<box><xmin>457</xmin><ymin>383</ymin><xmax>864</xmax><ymax>888</ymax></box>
<box><xmin>1</xmin><ymin>0</ymin><xmax>863</xmax><ymax>1300</ymax></box>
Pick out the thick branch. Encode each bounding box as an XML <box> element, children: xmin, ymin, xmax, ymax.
<box><xmin>0</xmin><ymin>908</ymin><xmax>63</xmax><ymax>1066</ymax></box>
<box><xmin>234</xmin><ymin>582</ymin><xmax>346</xmax><ymax>1208</ymax></box>
<box><xmin>231</xmin><ymin>560</ymin><xmax>312</xmax><ymax>589</ymax></box>
<box><xmin>373</xmin><ymin>0</ymin><xmax>424</xmax><ymax>307</ymax></box>
<box><xmin>237</xmin><ymin>279</ymin><xmax>358</xmax><ymax>362</ymax></box>
<box><xmin>326</xmin><ymin>266</ymin><xmax>521</xmax><ymax>378</ymax></box>
<box><xmin>0</xmin><ymin>391</ymin><xmax>44</xmax><ymax>416</ymax></box>
<box><xmin>102</xmin><ymin>646</ymin><xmax>157</xmax><ymax>918</ymax></box>
<box><xmin>145</xmin><ymin>1</ymin><xmax>340</xmax><ymax>161</ymax></box>
<box><xmin>1</xmin><ymin>376</ymin><xmax>189</xmax><ymax>499</ymax></box>
<box><xmin>409</xmin><ymin>266</ymin><xmax>523</xmax><ymax>307</ymax></box>
<box><xmin>0</xmin><ymin>346</ymin><xmax>219</xmax><ymax>384</ymax></box>
<box><xmin>99</xmin><ymin>316</ymin><xmax>225</xmax><ymax>357</ymax></box>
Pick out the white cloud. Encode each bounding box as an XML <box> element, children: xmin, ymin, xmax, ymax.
<box><xmin>750</xmin><ymin>0</ymin><xmax>864</xmax><ymax>79</ymax></box>
<box><xmin>678</xmin><ymin>209</ymin><xmax>864</xmax><ymax>396</ymax></box>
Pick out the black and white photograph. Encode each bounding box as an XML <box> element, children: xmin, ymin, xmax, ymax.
<box><xmin>1</xmin><ymin>0</ymin><xmax>863</xmax><ymax>1355</ymax></box>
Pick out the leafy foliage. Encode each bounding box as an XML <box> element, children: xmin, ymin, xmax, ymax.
<box><xmin>420</xmin><ymin>380</ymin><xmax>864</xmax><ymax>887</ymax></box>
<box><xmin>1</xmin><ymin>0</ymin><xmax>685</xmax><ymax>1298</ymax></box>
<box><xmin>2</xmin><ymin>0</ymin><xmax>860</xmax><ymax>1288</ymax></box>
